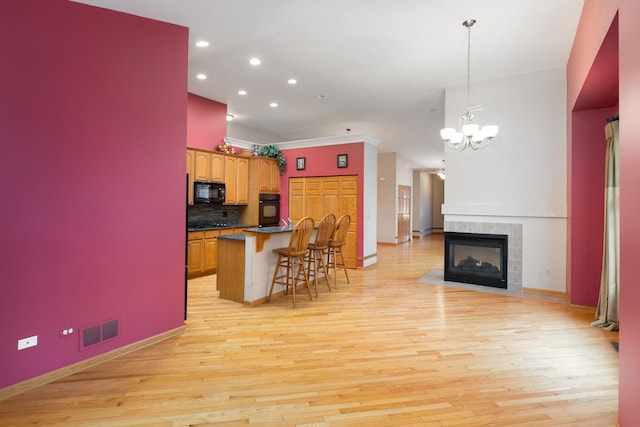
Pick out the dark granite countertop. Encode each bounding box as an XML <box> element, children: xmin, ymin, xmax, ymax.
<box><xmin>242</xmin><ymin>225</ymin><xmax>294</xmax><ymax>234</ymax></box>
<box><xmin>187</xmin><ymin>223</ymin><xmax>257</xmax><ymax>232</ymax></box>
<box><xmin>217</xmin><ymin>233</ymin><xmax>246</xmax><ymax>241</ymax></box>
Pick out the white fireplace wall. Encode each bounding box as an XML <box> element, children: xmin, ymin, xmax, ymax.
<box><xmin>442</xmin><ymin>68</ymin><xmax>567</xmax><ymax>293</ymax></box>
<box><xmin>444</xmin><ymin>217</ymin><xmax>566</xmax><ymax>293</ymax></box>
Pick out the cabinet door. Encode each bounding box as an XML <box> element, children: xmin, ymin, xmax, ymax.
<box><xmin>187</xmin><ymin>232</ymin><xmax>204</xmax><ymax>275</ymax></box>
<box><xmin>289</xmin><ymin>178</ymin><xmax>305</xmax><ymax>222</ymax></box>
<box><xmin>194</xmin><ymin>151</ymin><xmax>211</xmax><ymax>182</ymax></box>
<box><xmin>258</xmin><ymin>158</ymin><xmax>271</xmax><ymax>193</ymax></box>
<box><xmin>339</xmin><ymin>176</ymin><xmax>359</xmax><ymax>268</ymax></box>
<box><xmin>186</xmin><ymin>150</ymin><xmax>195</xmax><ymax>205</ymax></box>
<box><xmin>305</xmin><ymin>177</ymin><xmax>324</xmax><ymax>222</ymax></box>
<box><xmin>236</xmin><ymin>157</ymin><xmax>249</xmax><ymax>204</ymax></box>
<box><xmin>211</xmin><ymin>153</ymin><xmax>225</xmax><ymax>183</ymax></box>
<box><xmin>269</xmin><ymin>160</ymin><xmax>281</xmax><ymax>193</ymax></box>
<box><xmin>224</xmin><ymin>156</ymin><xmax>237</xmax><ymax>204</ymax></box>
<box><xmin>203</xmin><ymin>230</ymin><xmax>219</xmax><ymax>273</ymax></box>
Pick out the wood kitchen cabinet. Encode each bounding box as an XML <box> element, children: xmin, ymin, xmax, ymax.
<box><xmin>240</xmin><ymin>157</ymin><xmax>280</xmax><ymax>225</ymax></box>
<box><xmin>289</xmin><ymin>175</ymin><xmax>358</xmax><ymax>268</ymax></box>
<box><xmin>203</xmin><ymin>230</ymin><xmax>219</xmax><ymax>272</ymax></box>
<box><xmin>187</xmin><ymin>231</ymin><xmax>205</xmax><ymax>276</ymax></box>
<box><xmin>186</xmin><ymin>149</ymin><xmax>195</xmax><ymax>205</ymax></box>
<box><xmin>190</xmin><ymin>149</ymin><xmax>225</xmax><ymax>184</ymax></box>
<box><xmin>210</xmin><ymin>152</ymin><xmax>225</xmax><ymax>183</ymax></box>
<box><xmin>258</xmin><ymin>157</ymin><xmax>280</xmax><ymax>194</ymax></box>
<box><xmin>193</xmin><ymin>150</ymin><xmax>211</xmax><ymax>182</ymax></box>
<box><xmin>188</xmin><ymin>229</ymin><xmax>230</xmax><ymax>278</ymax></box>
<box><xmin>223</xmin><ymin>156</ymin><xmax>248</xmax><ymax>205</ymax></box>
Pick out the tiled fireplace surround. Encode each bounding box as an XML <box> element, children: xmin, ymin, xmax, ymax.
<box><xmin>444</xmin><ymin>221</ymin><xmax>523</xmax><ymax>291</ymax></box>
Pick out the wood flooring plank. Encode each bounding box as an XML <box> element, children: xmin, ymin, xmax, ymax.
<box><xmin>0</xmin><ymin>235</ymin><xmax>619</xmax><ymax>426</ymax></box>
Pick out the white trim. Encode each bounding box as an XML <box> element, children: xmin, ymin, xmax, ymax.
<box><xmin>442</xmin><ymin>203</ymin><xmax>567</xmax><ymax>219</ymax></box>
<box><xmin>225</xmin><ymin>134</ymin><xmax>381</xmax><ymax>151</ymax></box>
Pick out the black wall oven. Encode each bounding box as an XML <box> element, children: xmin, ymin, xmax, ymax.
<box><xmin>259</xmin><ymin>194</ymin><xmax>280</xmax><ymax>227</ymax></box>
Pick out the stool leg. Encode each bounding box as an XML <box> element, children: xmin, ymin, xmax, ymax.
<box><xmin>317</xmin><ymin>248</ymin><xmax>331</xmax><ymax>291</ymax></box>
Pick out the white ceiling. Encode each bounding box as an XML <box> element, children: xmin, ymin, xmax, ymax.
<box><xmin>74</xmin><ymin>0</ymin><xmax>584</xmax><ymax>170</ymax></box>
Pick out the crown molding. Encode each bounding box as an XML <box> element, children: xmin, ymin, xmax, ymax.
<box><xmin>224</xmin><ymin>134</ymin><xmax>380</xmax><ymax>151</ymax></box>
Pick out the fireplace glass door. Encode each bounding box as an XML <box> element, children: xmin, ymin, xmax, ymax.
<box><xmin>444</xmin><ymin>232</ymin><xmax>508</xmax><ymax>289</ymax></box>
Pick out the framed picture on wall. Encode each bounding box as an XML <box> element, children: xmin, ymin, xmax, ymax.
<box><xmin>337</xmin><ymin>154</ymin><xmax>348</xmax><ymax>168</ymax></box>
<box><xmin>296</xmin><ymin>157</ymin><xmax>306</xmax><ymax>170</ymax></box>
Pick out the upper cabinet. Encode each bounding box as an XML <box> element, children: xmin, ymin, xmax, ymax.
<box><xmin>193</xmin><ymin>150</ymin><xmax>211</xmax><ymax>181</ymax></box>
<box><xmin>223</xmin><ymin>155</ymin><xmax>248</xmax><ymax>205</ymax></box>
<box><xmin>191</xmin><ymin>149</ymin><xmax>225</xmax><ymax>184</ymax></box>
<box><xmin>187</xmin><ymin>148</ymin><xmax>248</xmax><ymax>205</ymax></box>
<box><xmin>257</xmin><ymin>157</ymin><xmax>281</xmax><ymax>194</ymax></box>
<box><xmin>186</xmin><ymin>149</ymin><xmax>195</xmax><ymax>205</ymax></box>
<box><xmin>211</xmin><ymin>153</ymin><xmax>225</xmax><ymax>183</ymax></box>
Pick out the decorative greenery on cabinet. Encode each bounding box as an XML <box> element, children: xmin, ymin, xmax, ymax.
<box><xmin>258</xmin><ymin>145</ymin><xmax>286</xmax><ymax>175</ymax></box>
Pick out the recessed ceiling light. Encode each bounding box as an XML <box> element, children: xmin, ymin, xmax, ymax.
<box><xmin>270</xmin><ymin>102</ymin><xmax>278</xmax><ymax>108</ymax></box>
<box><xmin>238</xmin><ymin>90</ymin><xmax>247</xmax><ymax>96</ymax></box>
<box><xmin>226</xmin><ymin>114</ymin><xmax>234</xmax><ymax>122</ymax></box>
<box><xmin>249</xmin><ymin>57</ymin><xmax>261</xmax><ymax>66</ymax></box>
<box><xmin>288</xmin><ymin>78</ymin><xmax>297</xmax><ymax>85</ymax></box>
<box><xmin>316</xmin><ymin>95</ymin><xmax>325</xmax><ymax>99</ymax></box>
<box><xmin>196</xmin><ymin>73</ymin><xmax>207</xmax><ymax>80</ymax></box>
<box><xmin>195</xmin><ymin>40</ymin><xmax>209</xmax><ymax>48</ymax></box>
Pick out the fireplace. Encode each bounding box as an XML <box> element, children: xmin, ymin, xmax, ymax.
<box><xmin>444</xmin><ymin>232</ymin><xmax>508</xmax><ymax>289</ymax></box>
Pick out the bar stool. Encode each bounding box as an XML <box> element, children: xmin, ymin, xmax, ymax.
<box><xmin>327</xmin><ymin>214</ymin><xmax>351</xmax><ymax>288</ymax></box>
<box><xmin>267</xmin><ymin>217</ymin><xmax>315</xmax><ymax>307</ymax></box>
<box><xmin>306</xmin><ymin>213</ymin><xmax>336</xmax><ymax>297</ymax></box>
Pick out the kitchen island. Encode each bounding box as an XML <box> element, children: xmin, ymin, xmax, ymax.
<box><xmin>217</xmin><ymin>225</ymin><xmax>302</xmax><ymax>305</ymax></box>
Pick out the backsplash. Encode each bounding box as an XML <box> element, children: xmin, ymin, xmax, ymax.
<box><xmin>187</xmin><ymin>205</ymin><xmax>240</xmax><ymax>226</ymax></box>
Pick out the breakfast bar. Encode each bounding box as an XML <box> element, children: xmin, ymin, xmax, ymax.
<box><xmin>217</xmin><ymin>225</ymin><xmax>297</xmax><ymax>305</ymax></box>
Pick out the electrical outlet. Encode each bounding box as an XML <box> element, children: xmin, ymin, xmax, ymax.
<box><xmin>59</xmin><ymin>328</ymin><xmax>75</xmax><ymax>337</ymax></box>
<box><xmin>18</xmin><ymin>335</ymin><xmax>38</xmax><ymax>350</ymax></box>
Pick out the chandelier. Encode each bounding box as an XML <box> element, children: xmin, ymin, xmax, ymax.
<box><xmin>440</xmin><ymin>19</ymin><xmax>498</xmax><ymax>151</ymax></box>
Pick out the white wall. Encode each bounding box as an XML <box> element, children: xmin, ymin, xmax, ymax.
<box><xmin>227</xmin><ymin>122</ymin><xmax>282</xmax><ymax>144</ymax></box>
<box><xmin>377</xmin><ymin>152</ymin><xmax>414</xmax><ymax>244</ymax></box>
<box><xmin>377</xmin><ymin>153</ymin><xmax>396</xmax><ymax>243</ymax></box>
<box><xmin>363</xmin><ymin>142</ymin><xmax>378</xmax><ymax>267</ymax></box>
<box><xmin>412</xmin><ymin>170</ymin><xmax>433</xmax><ymax>236</ymax></box>
<box><xmin>431</xmin><ymin>176</ymin><xmax>444</xmax><ymax>232</ymax></box>
<box><xmin>443</xmin><ymin>68</ymin><xmax>567</xmax><ymax>292</ymax></box>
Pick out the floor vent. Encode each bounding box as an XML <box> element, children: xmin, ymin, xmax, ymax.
<box><xmin>80</xmin><ymin>319</ymin><xmax>119</xmax><ymax>350</ymax></box>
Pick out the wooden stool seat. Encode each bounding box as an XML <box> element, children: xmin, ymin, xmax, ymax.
<box><xmin>306</xmin><ymin>213</ymin><xmax>336</xmax><ymax>297</ymax></box>
<box><xmin>327</xmin><ymin>214</ymin><xmax>351</xmax><ymax>288</ymax></box>
<box><xmin>267</xmin><ymin>217</ymin><xmax>315</xmax><ymax>307</ymax></box>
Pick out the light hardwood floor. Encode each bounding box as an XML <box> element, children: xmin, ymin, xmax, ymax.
<box><xmin>0</xmin><ymin>235</ymin><xmax>619</xmax><ymax>426</ymax></box>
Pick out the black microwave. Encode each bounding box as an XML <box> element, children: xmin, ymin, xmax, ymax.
<box><xmin>194</xmin><ymin>181</ymin><xmax>225</xmax><ymax>204</ymax></box>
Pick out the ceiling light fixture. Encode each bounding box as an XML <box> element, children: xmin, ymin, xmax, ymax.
<box><xmin>288</xmin><ymin>78</ymin><xmax>297</xmax><ymax>85</ymax></box>
<box><xmin>226</xmin><ymin>114</ymin><xmax>234</xmax><ymax>122</ymax></box>
<box><xmin>195</xmin><ymin>40</ymin><xmax>209</xmax><ymax>47</ymax></box>
<box><xmin>196</xmin><ymin>73</ymin><xmax>207</xmax><ymax>80</ymax></box>
<box><xmin>440</xmin><ymin>19</ymin><xmax>498</xmax><ymax>151</ymax></box>
<box><xmin>238</xmin><ymin>90</ymin><xmax>247</xmax><ymax>96</ymax></box>
<box><xmin>249</xmin><ymin>57</ymin><xmax>261</xmax><ymax>66</ymax></box>
<box><xmin>269</xmin><ymin>102</ymin><xmax>278</xmax><ymax>108</ymax></box>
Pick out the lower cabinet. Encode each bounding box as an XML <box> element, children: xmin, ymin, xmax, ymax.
<box><xmin>188</xmin><ymin>228</ymin><xmax>244</xmax><ymax>278</ymax></box>
<box><xmin>188</xmin><ymin>230</ymin><xmax>220</xmax><ymax>278</ymax></box>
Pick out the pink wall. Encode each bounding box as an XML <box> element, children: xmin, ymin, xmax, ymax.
<box><xmin>618</xmin><ymin>1</ymin><xmax>640</xmax><ymax>424</ymax></box>
<box><xmin>0</xmin><ymin>1</ymin><xmax>188</xmax><ymax>388</ymax></box>
<box><xmin>568</xmin><ymin>1</ymin><xmax>640</xmax><ymax>424</ymax></box>
<box><xmin>187</xmin><ymin>93</ymin><xmax>227</xmax><ymax>150</ymax></box>
<box><xmin>567</xmin><ymin>108</ymin><xmax>611</xmax><ymax>306</ymax></box>
<box><xmin>280</xmin><ymin>142</ymin><xmax>365</xmax><ymax>266</ymax></box>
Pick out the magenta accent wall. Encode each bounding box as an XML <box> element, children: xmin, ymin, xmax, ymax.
<box><xmin>568</xmin><ymin>1</ymin><xmax>640</xmax><ymax>424</ymax></box>
<box><xmin>0</xmin><ymin>1</ymin><xmax>188</xmax><ymax>389</ymax></box>
<box><xmin>280</xmin><ymin>143</ymin><xmax>365</xmax><ymax>266</ymax></box>
<box><xmin>187</xmin><ymin>93</ymin><xmax>227</xmax><ymax>150</ymax></box>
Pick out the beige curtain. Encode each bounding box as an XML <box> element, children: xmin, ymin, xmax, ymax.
<box><xmin>592</xmin><ymin>119</ymin><xmax>620</xmax><ymax>331</ymax></box>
